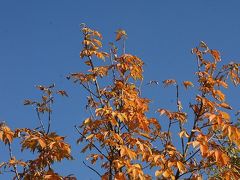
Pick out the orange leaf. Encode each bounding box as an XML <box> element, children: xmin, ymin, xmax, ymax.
<box><xmin>114</xmin><ymin>172</ymin><xmax>126</xmax><ymax>180</ymax></box>
<box><xmin>192</xmin><ymin>141</ymin><xmax>200</xmax><ymax>148</ymax></box>
<box><xmin>213</xmin><ymin>89</ymin><xmax>225</xmax><ymax>101</ymax></box>
<box><xmin>177</xmin><ymin>161</ymin><xmax>187</xmax><ymax>173</ymax></box>
<box><xmin>162</xmin><ymin>79</ymin><xmax>176</xmax><ymax>87</ymax></box>
<box><xmin>115</xmin><ymin>29</ymin><xmax>127</xmax><ymax>41</ymax></box>
<box><xmin>179</xmin><ymin>130</ymin><xmax>189</xmax><ymax>138</ymax></box>
<box><xmin>162</xmin><ymin>169</ymin><xmax>172</xmax><ymax>178</ymax></box>
<box><xmin>38</xmin><ymin>138</ymin><xmax>46</xmax><ymax>148</ymax></box>
<box><xmin>86</xmin><ymin>134</ymin><xmax>94</xmax><ymax>140</ymax></box>
<box><xmin>92</xmin><ymin>38</ymin><xmax>102</xmax><ymax>47</ymax></box>
<box><xmin>219</xmin><ymin>111</ymin><xmax>230</xmax><ymax>121</ymax></box>
<box><xmin>84</xmin><ymin>60</ymin><xmax>92</xmax><ymax>66</ymax></box>
<box><xmin>208</xmin><ymin>114</ymin><xmax>216</xmax><ymax>122</ymax></box>
<box><xmin>155</xmin><ymin>170</ymin><xmax>162</xmax><ymax>177</ymax></box>
<box><xmin>183</xmin><ymin>81</ymin><xmax>194</xmax><ymax>89</ymax></box>
<box><xmin>200</xmin><ymin>144</ymin><xmax>208</xmax><ymax>157</ymax></box>
<box><xmin>210</xmin><ymin>50</ymin><xmax>221</xmax><ymax>62</ymax></box>
<box><xmin>83</xmin><ymin>118</ymin><xmax>91</xmax><ymax>125</ymax></box>
<box><xmin>219</xmin><ymin>102</ymin><xmax>232</xmax><ymax>110</ymax></box>
<box><xmin>93</xmin><ymin>30</ymin><xmax>103</xmax><ymax>39</ymax></box>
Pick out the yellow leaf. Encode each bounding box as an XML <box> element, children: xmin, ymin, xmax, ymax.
<box><xmin>177</xmin><ymin>161</ymin><xmax>186</xmax><ymax>173</ymax></box>
<box><xmin>120</xmin><ymin>146</ymin><xmax>136</xmax><ymax>159</ymax></box>
<box><xmin>179</xmin><ymin>130</ymin><xmax>189</xmax><ymax>138</ymax></box>
<box><xmin>162</xmin><ymin>169</ymin><xmax>172</xmax><ymax>178</ymax></box>
<box><xmin>86</xmin><ymin>134</ymin><xmax>94</xmax><ymax>140</ymax></box>
<box><xmin>83</xmin><ymin>118</ymin><xmax>91</xmax><ymax>125</ymax></box>
<box><xmin>219</xmin><ymin>111</ymin><xmax>230</xmax><ymax>121</ymax></box>
<box><xmin>117</xmin><ymin>113</ymin><xmax>127</xmax><ymax>122</ymax></box>
<box><xmin>38</xmin><ymin>138</ymin><xmax>46</xmax><ymax>148</ymax></box>
<box><xmin>153</xmin><ymin>155</ymin><xmax>161</xmax><ymax>163</ymax></box>
<box><xmin>113</xmin><ymin>133</ymin><xmax>123</xmax><ymax>144</ymax></box>
<box><xmin>155</xmin><ymin>170</ymin><xmax>162</xmax><ymax>177</ymax></box>
<box><xmin>208</xmin><ymin>114</ymin><xmax>216</xmax><ymax>122</ymax></box>
<box><xmin>127</xmin><ymin>148</ymin><xmax>137</xmax><ymax>160</ymax></box>
<box><xmin>192</xmin><ymin>141</ymin><xmax>200</xmax><ymax>148</ymax></box>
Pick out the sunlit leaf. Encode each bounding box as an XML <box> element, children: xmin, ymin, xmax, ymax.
<box><xmin>183</xmin><ymin>81</ymin><xmax>194</xmax><ymax>89</ymax></box>
<box><xmin>115</xmin><ymin>29</ymin><xmax>127</xmax><ymax>41</ymax></box>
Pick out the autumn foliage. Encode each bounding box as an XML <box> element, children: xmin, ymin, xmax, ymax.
<box><xmin>1</xmin><ymin>25</ymin><xmax>240</xmax><ymax>179</ymax></box>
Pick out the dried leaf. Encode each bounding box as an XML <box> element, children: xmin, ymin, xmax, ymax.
<box><xmin>177</xmin><ymin>161</ymin><xmax>186</xmax><ymax>173</ymax></box>
<box><xmin>219</xmin><ymin>102</ymin><xmax>232</xmax><ymax>110</ymax></box>
<box><xmin>183</xmin><ymin>81</ymin><xmax>194</xmax><ymax>89</ymax></box>
<box><xmin>163</xmin><ymin>79</ymin><xmax>176</xmax><ymax>87</ymax></box>
<box><xmin>210</xmin><ymin>50</ymin><xmax>221</xmax><ymax>62</ymax></box>
<box><xmin>57</xmin><ymin>90</ymin><xmax>68</xmax><ymax>97</ymax></box>
<box><xmin>115</xmin><ymin>29</ymin><xmax>127</xmax><ymax>41</ymax></box>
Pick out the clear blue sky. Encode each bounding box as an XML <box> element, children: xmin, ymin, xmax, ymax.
<box><xmin>0</xmin><ymin>1</ymin><xmax>240</xmax><ymax>179</ymax></box>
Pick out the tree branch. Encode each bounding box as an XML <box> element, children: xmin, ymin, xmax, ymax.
<box><xmin>74</xmin><ymin>125</ymin><xmax>109</xmax><ymax>161</ymax></box>
<box><xmin>8</xmin><ymin>142</ymin><xmax>20</xmax><ymax>180</ymax></box>
<box><xmin>83</xmin><ymin>161</ymin><xmax>102</xmax><ymax>177</ymax></box>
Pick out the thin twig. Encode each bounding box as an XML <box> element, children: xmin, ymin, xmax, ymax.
<box><xmin>74</xmin><ymin>125</ymin><xmax>109</xmax><ymax>161</ymax></box>
<box><xmin>176</xmin><ymin>85</ymin><xmax>185</xmax><ymax>156</ymax></box>
<box><xmin>184</xmin><ymin>149</ymin><xmax>200</xmax><ymax>163</ymax></box>
<box><xmin>36</xmin><ymin>108</ymin><xmax>45</xmax><ymax>133</ymax></box>
<box><xmin>47</xmin><ymin>96</ymin><xmax>52</xmax><ymax>134</ymax></box>
<box><xmin>88</xmin><ymin>56</ymin><xmax>104</xmax><ymax>107</ymax></box>
<box><xmin>8</xmin><ymin>142</ymin><xmax>20</xmax><ymax>180</ymax></box>
<box><xmin>123</xmin><ymin>36</ymin><xmax>126</xmax><ymax>54</ymax></box>
<box><xmin>83</xmin><ymin>161</ymin><xmax>101</xmax><ymax>177</ymax></box>
<box><xmin>80</xmin><ymin>82</ymin><xmax>99</xmax><ymax>99</ymax></box>
<box><xmin>110</xmin><ymin>48</ymin><xmax>116</xmax><ymax>83</ymax></box>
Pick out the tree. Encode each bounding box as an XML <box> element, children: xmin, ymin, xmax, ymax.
<box><xmin>0</xmin><ymin>25</ymin><xmax>240</xmax><ymax>179</ymax></box>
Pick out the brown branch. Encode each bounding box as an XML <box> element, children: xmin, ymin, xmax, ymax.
<box><xmin>88</xmin><ymin>56</ymin><xmax>105</xmax><ymax>107</ymax></box>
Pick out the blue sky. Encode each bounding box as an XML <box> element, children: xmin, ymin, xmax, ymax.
<box><xmin>0</xmin><ymin>0</ymin><xmax>240</xmax><ymax>179</ymax></box>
